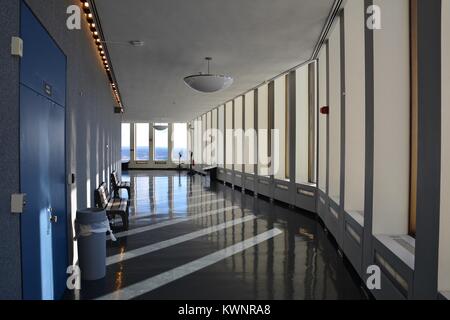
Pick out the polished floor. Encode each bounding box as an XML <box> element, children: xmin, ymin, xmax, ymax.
<box><xmin>68</xmin><ymin>170</ymin><xmax>368</xmax><ymax>300</ymax></box>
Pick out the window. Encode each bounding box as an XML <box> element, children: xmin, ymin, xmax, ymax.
<box><xmin>234</xmin><ymin>96</ymin><xmax>243</xmax><ymax>172</ymax></box>
<box><xmin>274</xmin><ymin>75</ymin><xmax>288</xmax><ymax>180</ymax></box>
<box><xmin>258</xmin><ymin>84</ymin><xmax>269</xmax><ymax>176</ymax></box>
<box><xmin>121</xmin><ymin>123</ymin><xmax>130</xmax><ymax>162</ymax></box>
<box><xmin>154</xmin><ymin>123</ymin><xmax>169</xmax><ymax>161</ymax></box>
<box><xmin>296</xmin><ymin>63</ymin><xmax>317</xmax><ymax>185</ymax></box>
<box><xmin>328</xmin><ymin>16</ymin><xmax>342</xmax><ymax>205</ymax></box>
<box><xmin>202</xmin><ymin>114</ymin><xmax>207</xmax><ymax>164</ymax></box>
<box><xmin>172</xmin><ymin>123</ymin><xmax>188</xmax><ymax>162</ymax></box>
<box><xmin>372</xmin><ymin>0</ymin><xmax>411</xmax><ymax>235</ymax></box>
<box><xmin>194</xmin><ymin>117</ymin><xmax>202</xmax><ymax>165</ymax></box>
<box><xmin>244</xmin><ymin>91</ymin><xmax>256</xmax><ymax>174</ymax></box>
<box><xmin>135</xmin><ymin>123</ymin><xmax>150</xmax><ymax>161</ymax></box>
<box><xmin>218</xmin><ymin>105</ymin><xmax>225</xmax><ymax>167</ymax></box>
<box><xmin>225</xmin><ymin>101</ymin><xmax>233</xmax><ymax>169</ymax></box>
<box><xmin>206</xmin><ymin>112</ymin><xmax>212</xmax><ymax>165</ymax></box>
<box><xmin>344</xmin><ymin>0</ymin><xmax>365</xmax><ymax>218</ymax></box>
<box><xmin>211</xmin><ymin>109</ymin><xmax>218</xmax><ymax>165</ymax></box>
<box><xmin>318</xmin><ymin>45</ymin><xmax>328</xmax><ymax>192</ymax></box>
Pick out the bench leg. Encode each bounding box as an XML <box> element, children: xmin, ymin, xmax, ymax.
<box><xmin>121</xmin><ymin>212</ymin><xmax>129</xmax><ymax>230</ymax></box>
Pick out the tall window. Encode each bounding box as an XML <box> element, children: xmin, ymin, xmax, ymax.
<box><xmin>225</xmin><ymin>102</ymin><xmax>233</xmax><ymax>169</ymax></box>
<box><xmin>218</xmin><ymin>105</ymin><xmax>225</xmax><ymax>167</ymax></box>
<box><xmin>244</xmin><ymin>91</ymin><xmax>255</xmax><ymax>174</ymax></box>
<box><xmin>121</xmin><ymin>123</ymin><xmax>130</xmax><ymax>162</ymax></box>
<box><xmin>296</xmin><ymin>63</ymin><xmax>317</xmax><ymax>184</ymax></box>
<box><xmin>234</xmin><ymin>96</ymin><xmax>244</xmax><ymax>172</ymax></box>
<box><xmin>154</xmin><ymin>123</ymin><xmax>169</xmax><ymax>161</ymax></box>
<box><xmin>135</xmin><ymin>123</ymin><xmax>150</xmax><ymax>161</ymax></box>
<box><xmin>172</xmin><ymin>123</ymin><xmax>187</xmax><ymax>161</ymax></box>
<box><xmin>274</xmin><ymin>76</ymin><xmax>287</xmax><ymax>180</ymax></box>
<box><xmin>258</xmin><ymin>84</ymin><xmax>269</xmax><ymax>176</ymax></box>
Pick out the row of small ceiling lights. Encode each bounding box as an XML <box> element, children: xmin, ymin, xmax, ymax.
<box><xmin>80</xmin><ymin>0</ymin><xmax>123</xmax><ymax>112</ymax></box>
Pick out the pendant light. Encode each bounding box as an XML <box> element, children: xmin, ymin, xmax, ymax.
<box><xmin>184</xmin><ymin>57</ymin><xmax>233</xmax><ymax>93</ymax></box>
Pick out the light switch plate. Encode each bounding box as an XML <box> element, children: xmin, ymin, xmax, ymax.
<box><xmin>11</xmin><ymin>36</ymin><xmax>23</xmax><ymax>57</ymax></box>
<box><xmin>68</xmin><ymin>173</ymin><xmax>75</xmax><ymax>185</ymax></box>
<box><xmin>11</xmin><ymin>193</ymin><xmax>26</xmax><ymax>214</ymax></box>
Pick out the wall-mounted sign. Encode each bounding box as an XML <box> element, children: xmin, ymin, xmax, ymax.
<box><xmin>43</xmin><ymin>82</ymin><xmax>52</xmax><ymax>97</ymax></box>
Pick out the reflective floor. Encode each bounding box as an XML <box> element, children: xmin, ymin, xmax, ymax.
<box><xmin>67</xmin><ymin>170</ymin><xmax>368</xmax><ymax>300</ymax></box>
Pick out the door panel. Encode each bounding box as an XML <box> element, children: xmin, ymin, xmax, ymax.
<box><xmin>49</xmin><ymin>102</ymin><xmax>67</xmax><ymax>299</ymax></box>
<box><xmin>20</xmin><ymin>3</ymin><xmax>66</xmax><ymax>107</ymax></box>
<box><xmin>20</xmin><ymin>1</ymin><xmax>67</xmax><ymax>300</ymax></box>
<box><xmin>20</xmin><ymin>86</ymin><xmax>55</xmax><ymax>299</ymax></box>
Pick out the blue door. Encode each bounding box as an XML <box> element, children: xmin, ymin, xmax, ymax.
<box><xmin>20</xmin><ymin>2</ymin><xmax>67</xmax><ymax>300</ymax></box>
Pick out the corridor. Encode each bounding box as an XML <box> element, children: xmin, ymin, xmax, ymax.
<box><xmin>1</xmin><ymin>0</ymin><xmax>449</xmax><ymax>303</ymax></box>
<box><xmin>67</xmin><ymin>171</ymin><xmax>366</xmax><ymax>300</ymax></box>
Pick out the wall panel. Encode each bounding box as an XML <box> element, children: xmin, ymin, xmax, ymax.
<box><xmin>439</xmin><ymin>0</ymin><xmax>450</xmax><ymax>293</ymax></box>
<box><xmin>318</xmin><ymin>45</ymin><xmax>328</xmax><ymax>192</ymax></box>
<box><xmin>372</xmin><ymin>0</ymin><xmax>410</xmax><ymax>235</ymax></box>
<box><xmin>344</xmin><ymin>0</ymin><xmax>365</xmax><ymax>216</ymax></box>
<box><xmin>244</xmin><ymin>91</ymin><xmax>256</xmax><ymax>174</ymax></box>
<box><xmin>328</xmin><ymin>19</ymin><xmax>342</xmax><ymax>204</ymax></box>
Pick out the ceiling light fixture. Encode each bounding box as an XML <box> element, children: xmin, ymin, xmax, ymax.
<box><xmin>129</xmin><ymin>40</ymin><xmax>145</xmax><ymax>47</ymax></box>
<box><xmin>153</xmin><ymin>124</ymin><xmax>169</xmax><ymax>131</ymax></box>
<box><xmin>80</xmin><ymin>0</ymin><xmax>123</xmax><ymax>112</ymax></box>
<box><xmin>184</xmin><ymin>57</ymin><xmax>233</xmax><ymax>93</ymax></box>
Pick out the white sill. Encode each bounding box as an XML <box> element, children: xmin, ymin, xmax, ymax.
<box><xmin>346</xmin><ymin>210</ymin><xmax>364</xmax><ymax>227</ymax></box>
<box><xmin>296</xmin><ymin>181</ymin><xmax>317</xmax><ymax>187</ymax></box>
<box><xmin>330</xmin><ymin>195</ymin><xmax>340</xmax><ymax>205</ymax></box>
<box><xmin>441</xmin><ymin>291</ymin><xmax>450</xmax><ymax>300</ymax></box>
<box><xmin>375</xmin><ymin>234</ymin><xmax>415</xmax><ymax>270</ymax></box>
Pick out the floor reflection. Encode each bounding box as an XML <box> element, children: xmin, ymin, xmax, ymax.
<box><xmin>69</xmin><ymin>170</ymin><xmax>367</xmax><ymax>300</ymax></box>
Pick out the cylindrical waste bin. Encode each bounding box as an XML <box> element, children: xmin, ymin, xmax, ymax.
<box><xmin>76</xmin><ymin>208</ymin><xmax>109</xmax><ymax>281</ymax></box>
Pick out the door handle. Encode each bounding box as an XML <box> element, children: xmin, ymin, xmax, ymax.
<box><xmin>48</xmin><ymin>207</ymin><xmax>57</xmax><ymax>223</ymax></box>
<box><xmin>50</xmin><ymin>215</ymin><xmax>58</xmax><ymax>224</ymax></box>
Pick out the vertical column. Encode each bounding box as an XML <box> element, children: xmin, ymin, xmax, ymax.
<box><xmin>130</xmin><ymin>123</ymin><xmax>135</xmax><ymax>165</ymax></box>
<box><xmin>439</xmin><ymin>0</ymin><xmax>450</xmax><ymax>297</ymax></box>
<box><xmin>254</xmin><ymin>90</ymin><xmax>259</xmax><ymax>182</ymax></box>
<box><xmin>168</xmin><ymin>124</ymin><xmax>173</xmax><ymax>165</ymax></box>
<box><xmin>413</xmin><ymin>0</ymin><xmax>442</xmax><ymax>299</ymax></box>
<box><xmin>362</xmin><ymin>0</ymin><xmax>375</xmax><ymax>272</ymax></box>
<box><xmin>288</xmin><ymin>70</ymin><xmax>296</xmax><ymax>188</ymax></box>
<box><xmin>268</xmin><ymin>81</ymin><xmax>275</xmax><ymax>179</ymax></box>
<box><xmin>149</xmin><ymin>122</ymin><xmax>154</xmax><ymax>164</ymax></box>
<box><xmin>308</xmin><ymin>63</ymin><xmax>317</xmax><ymax>183</ymax></box>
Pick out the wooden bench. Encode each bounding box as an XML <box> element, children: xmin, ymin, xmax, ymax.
<box><xmin>111</xmin><ymin>170</ymin><xmax>130</xmax><ymax>198</ymax></box>
<box><xmin>95</xmin><ymin>182</ymin><xmax>129</xmax><ymax>230</ymax></box>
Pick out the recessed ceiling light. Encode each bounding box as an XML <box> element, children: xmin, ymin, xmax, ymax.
<box><xmin>129</xmin><ymin>40</ymin><xmax>145</xmax><ymax>47</ymax></box>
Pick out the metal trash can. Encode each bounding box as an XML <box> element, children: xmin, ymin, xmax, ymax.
<box><xmin>76</xmin><ymin>208</ymin><xmax>111</xmax><ymax>281</ymax></box>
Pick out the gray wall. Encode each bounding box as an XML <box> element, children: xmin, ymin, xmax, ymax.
<box><xmin>0</xmin><ymin>0</ymin><xmax>122</xmax><ymax>299</ymax></box>
<box><xmin>0</xmin><ymin>0</ymin><xmax>22</xmax><ymax>300</ymax></box>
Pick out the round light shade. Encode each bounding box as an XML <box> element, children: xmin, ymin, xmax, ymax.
<box><xmin>184</xmin><ymin>74</ymin><xmax>233</xmax><ymax>93</ymax></box>
<box><xmin>153</xmin><ymin>125</ymin><xmax>168</xmax><ymax>131</ymax></box>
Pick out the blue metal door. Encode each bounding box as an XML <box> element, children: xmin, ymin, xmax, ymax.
<box><xmin>20</xmin><ymin>2</ymin><xmax>67</xmax><ymax>300</ymax></box>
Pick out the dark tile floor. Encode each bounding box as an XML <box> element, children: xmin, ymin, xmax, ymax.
<box><xmin>67</xmin><ymin>170</ymin><xmax>368</xmax><ymax>300</ymax></box>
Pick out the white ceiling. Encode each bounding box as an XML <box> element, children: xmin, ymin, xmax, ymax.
<box><xmin>95</xmin><ymin>0</ymin><xmax>334</xmax><ymax>122</ymax></box>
